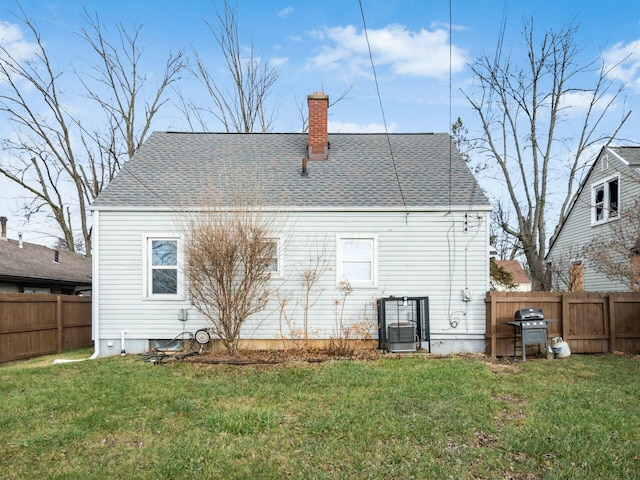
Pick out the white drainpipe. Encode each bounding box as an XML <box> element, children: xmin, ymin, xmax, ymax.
<box><xmin>53</xmin><ymin>210</ymin><xmax>101</xmax><ymax>365</ymax></box>
<box><xmin>120</xmin><ymin>330</ymin><xmax>128</xmax><ymax>356</ymax></box>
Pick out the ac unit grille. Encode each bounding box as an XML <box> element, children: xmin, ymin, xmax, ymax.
<box><xmin>387</xmin><ymin>323</ymin><xmax>416</xmax><ymax>352</ymax></box>
<box><xmin>388</xmin><ymin>325</ymin><xmax>415</xmax><ymax>343</ymax></box>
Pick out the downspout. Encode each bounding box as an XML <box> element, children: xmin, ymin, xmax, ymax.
<box><xmin>120</xmin><ymin>330</ymin><xmax>127</xmax><ymax>356</ymax></box>
<box><xmin>53</xmin><ymin>210</ymin><xmax>101</xmax><ymax>364</ymax></box>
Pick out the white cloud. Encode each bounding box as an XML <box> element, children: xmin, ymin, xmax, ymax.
<box><xmin>278</xmin><ymin>6</ymin><xmax>293</xmax><ymax>18</ymax></box>
<box><xmin>0</xmin><ymin>20</ymin><xmax>39</xmax><ymax>62</ymax></box>
<box><xmin>329</xmin><ymin>120</ymin><xmax>397</xmax><ymax>133</ymax></box>
<box><xmin>307</xmin><ymin>23</ymin><xmax>467</xmax><ymax>79</ymax></box>
<box><xmin>603</xmin><ymin>39</ymin><xmax>640</xmax><ymax>92</ymax></box>
<box><xmin>430</xmin><ymin>21</ymin><xmax>466</xmax><ymax>32</ymax></box>
<box><xmin>558</xmin><ymin>91</ymin><xmax>616</xmax><ymax>110</ymax></box>
<box><xmin>271</xmin><ymin>56</ymin><xmax>288</xmax><ymax>67</ymax></box>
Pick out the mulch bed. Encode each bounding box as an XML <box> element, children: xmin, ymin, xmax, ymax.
<box><xmin>141</xmin><ymin>346</ymin><xmax>620</xmax><ymax>367</ymax></box>
<box><xmin>183</xmin><ymin>347</ymin><xmax>384</xmax><ymax>365</ymax></box>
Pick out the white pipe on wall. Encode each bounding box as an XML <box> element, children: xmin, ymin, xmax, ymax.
<box><xmin>120</xmin><ymin>330</ymin><xmax>128</xmax><ymax>356</ymax></box>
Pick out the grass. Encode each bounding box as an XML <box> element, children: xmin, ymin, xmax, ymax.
<box><xmin>1</xmin><ymin>352</ymin><xmax>639</xmax><ymax>479</ymax></box>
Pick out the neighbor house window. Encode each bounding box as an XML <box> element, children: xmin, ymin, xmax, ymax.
<box><xmin>145</xmin><ymin>236</ymin><xmax>181</xmax><ymax>297</ymax></box>
<box><xmin>592</xmin><ymin>176</ymin><xmax>619</xmax><ymax>224</ymax></box>
<box><xmin>336</xmin><ymin>234</ymin><xmax>377</xmax><ymax>286</ymax></box>
<box><xmin>23</xmin><ymin>287</ymin><xmax>51</xmax><ymax>295</ymax></box>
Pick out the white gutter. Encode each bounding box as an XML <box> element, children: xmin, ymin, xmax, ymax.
<box><xmin>53</xmin><ymin>211</ymin><xmax>101</xmax><ymax>364</ymax></box>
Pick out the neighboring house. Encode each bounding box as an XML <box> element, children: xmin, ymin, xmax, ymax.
<box><xmin>0</xmin><ymin>217</ymin><xmax>92</xmax><ymax>295</ymax></box>
<box><xmin>90</xmin><ymin>92</ymin><xmax>492</xmax><ymax>357</ymax></box>
<box><xmin>492</xmin><ymin>260</ymin><xmax>532</xmax><ymax>292</ymax></box>
<box><xmin>547</xmin><ymin>146</ymin><xmax>640</xmax><ymax>291</ymax></box>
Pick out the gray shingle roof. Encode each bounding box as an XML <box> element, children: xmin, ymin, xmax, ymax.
<box><xmin>0</xmin><ymin>239</ymin><xmax>92</xmax><ymax>285</ymax></box>
<box><xmin>92</xmin><ymin>132</ymin><xmax>490</xmax><ymax>210</ymax></box>
<box><xmin>610</xmin><ymin>146</ymin><xmax>640</xmax><ymax>169</ymax></box>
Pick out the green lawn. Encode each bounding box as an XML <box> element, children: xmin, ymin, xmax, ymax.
<box><xmin>1</xmin><ymin>351</ymin><xmax>638</xmax><ymax>479</ymax></box>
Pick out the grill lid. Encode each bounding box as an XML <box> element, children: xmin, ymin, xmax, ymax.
<box><xmin>514</xmin><ymin>308</ymin><xmax>544</xmax><ymax>320</ymax></box>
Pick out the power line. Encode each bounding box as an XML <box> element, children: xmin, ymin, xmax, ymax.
<box><xmin>358</xmin><ymin>0</ymin><xmax>408</xmax><ymax>214</ymax></box>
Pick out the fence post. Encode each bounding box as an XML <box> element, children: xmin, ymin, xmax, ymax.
<box><xmin>608</xmin><ymin>294</ymin><xmax>616</xmax><ymax>353</ymax></box>
<box><xmin>57</xmin><ymin>295</ymin><xmax>63</xmax><ymax>353</ymax></box>
<box><xmin>561</xmin><ymin>293</ymin><xmax>570</xmax><ymax>343</ymax></box>
<box><xmin>490</xmin><ymin>293</ymin><xmax>497</xmax><ymax>360</ymax></box>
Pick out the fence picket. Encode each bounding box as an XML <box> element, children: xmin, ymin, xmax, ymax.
<box><xmin>0</xmin><ymin>294</ymin><xmax>92</xmax><ymax>363</ymax></box>
<box><xmin>485</xmin><ymin>291</ymin><xmax>640</xmax><ymax>358</ymax></box>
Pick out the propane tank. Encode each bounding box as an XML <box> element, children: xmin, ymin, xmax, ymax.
<box><xmin>552</xmin><ymin>337</ymin><xmax>571</xmax><ymax>358</ymax></box>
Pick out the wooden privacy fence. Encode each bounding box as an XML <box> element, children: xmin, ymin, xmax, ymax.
<box><xmin>0</xmin><ymin>294</ymin><xmax>92</xmax><ymax>364</ymax></box>
<box><xmin>486</xmin><ymin>291</ymin><xmax>640</xmax><ymax>359</ymax></box>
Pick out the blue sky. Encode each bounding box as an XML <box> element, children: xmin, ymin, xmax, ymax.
<box><xmin>1</xmin><ymin>0</ymin><xmax>640</xmax><ymax>244</ymax></box>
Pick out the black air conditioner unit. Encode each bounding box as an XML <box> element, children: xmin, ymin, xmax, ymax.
<box><xmin>377</xmin><ymin>296</ymin><xmax>430</xmax><ymax>353</ymax></box>
<box><xmin>387</xmin><ymin>322</ymin><xmax>416</xmax><ymax>352</ymax></box>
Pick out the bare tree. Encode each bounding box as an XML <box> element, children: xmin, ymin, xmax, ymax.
<box><xmin>181</xmin><ymin>0</ymin><xmax>278</xmax><ymax>132</ymax></box>
<box><xmin>464</xmin><ymin>18</ymin><xmax>630</xmax><ymax>290</ymax></box>
<box><xmin>0</xmin><ymin>6</ymin><xmax>184</xmax><ymax>253</ymax></box>
<box><xmin>184</xmin><ymin>209</ymin><xmax>277</xmax><ymax>355</ymax></box>
<box><xmin>582</xmin><ymin>200</ymin><xmax>640</xmax><ymax>291</ymax></box>
<box><xmin>78</xmin><ymin>11</ymin><xmax>185</xmax><ymax>161</ymax></box>
<box><xmin>490</xmin><ymin>201</ymin><xmax>522</xmax><ymax>260</ymax></box>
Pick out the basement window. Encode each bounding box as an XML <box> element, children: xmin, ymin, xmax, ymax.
<box><xmin>150</xmin><ymin>339</ymin><xmax>183</xmax><ymax>351</ymax></box>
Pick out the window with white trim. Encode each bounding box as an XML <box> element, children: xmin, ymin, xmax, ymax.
<box><xmin>592</xmin><ymin>176</ymin><xmax>619</xmax><ymax>224</ymax></box>
<box><xmin>145</xmin><ymin>236</ymin><xmax>181</xmax><ymax>298</ymax></box>
<box><xmin>336</xmin><ymin>234</ymin><xmax>377</xmax><ymax>286</ymax></box>
<box><xmin>265</xmin><ymin>239</ymin><xmax>281</xmax><ymax>276</ymax></box>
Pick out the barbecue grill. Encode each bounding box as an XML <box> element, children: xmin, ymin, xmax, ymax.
<box><xmin>506</xmin><ymin>308</ymin><xmax>551</xmax><ymax>361</ymax></box>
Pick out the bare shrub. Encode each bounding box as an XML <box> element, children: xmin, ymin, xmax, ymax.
<box><xmin>583</xmin><ymin>200</ymin><xmax>640</xmax><ymax>291</ymax></box>
<box><xmin>184</xmin><ymin>209</ymin><xmax>276</xmax><ymax>355</ymax></box>
<box><xmin>328</xmin><ymin>280</ymin><xmax>374</xmax><ymax>356</ymax></box>
<box><xmin>299</xmin><ymin>240</ymin><xmax>331</xmax><ymax>341</ymax></box>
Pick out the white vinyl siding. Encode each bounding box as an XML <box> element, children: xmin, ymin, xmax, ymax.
<box><xmin>94</xmin><ymin>209</ymin><xmax>489</xmax><ymax>352</ymax></box>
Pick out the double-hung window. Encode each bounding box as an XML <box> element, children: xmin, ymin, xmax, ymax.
<box><xmin>145</xmin><ymin>236</ymin><xmax>181</xmax><ymax>298</ymax></box>
<box><xmin>592</xmin><ymin>176</ymin><xmax>619</xmax><ymax>224</ymax></box>
<box><xmin>265</xmin><ymin>239</ymin><xmax>281</xmax><ymax>277</ymax></box>
<box><xmin>336</xmin><ymin>234</ymin><xmax>377</xmax><ymax>287</ymax></box>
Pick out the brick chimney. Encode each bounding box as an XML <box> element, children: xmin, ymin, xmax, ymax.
<box><xmin>307</xmin><ymin>91</ymin><xmax>329</xmax><ymax>161</ymax></box>
<box><xmin>0</xmin><ymin>217</ymin><xmax>6</xmax><ymax>241</ymax></box>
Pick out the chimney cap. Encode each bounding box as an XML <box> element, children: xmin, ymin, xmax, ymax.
<box><xmin>307</xmin><ymin>91</ymin><xmax>328</xmax><ymax>100</ymax></box>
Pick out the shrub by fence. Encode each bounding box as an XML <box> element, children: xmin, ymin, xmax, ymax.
<box><xmin>486</xmin><ymin>291</ymin><xmax>640</xmax><ymax>358</ymax></box>
<box><xmin>0</xmin><ymin>294</ymin><xmax>92</xmax><ymax>364</ymax></box>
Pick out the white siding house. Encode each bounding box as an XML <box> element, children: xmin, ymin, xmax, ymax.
<box><xmin>90</xmin><ymin>92</ymin><xmax>492</xmax><ymax>356</ymax></box>
<box><xmin>547</xmin><ymin>146</ymin><xmax>640</xmax><ymax>291</ymax></box>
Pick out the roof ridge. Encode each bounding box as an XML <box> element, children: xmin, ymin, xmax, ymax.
<box><xmin>161</xmin><ymin>131</ymin><xmax>441</xmax><ymax>136</ymax></box>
